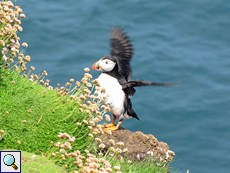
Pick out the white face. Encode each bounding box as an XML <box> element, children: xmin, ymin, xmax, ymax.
<box><xmin>98</xmin><ymin>59</ymin><xmax>116</xmax><ymax>72</ymax></box>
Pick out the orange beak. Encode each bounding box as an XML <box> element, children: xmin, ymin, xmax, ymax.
<box><xmin>92</xmin><ymin>61</ymin><xmax>99</xmax><ymax>70</ymax></box>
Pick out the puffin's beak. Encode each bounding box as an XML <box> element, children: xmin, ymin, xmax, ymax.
<box><xmin>92</xmin><ymin>61</ymin><xmax>99</xmax><ymax>70</ymax></box>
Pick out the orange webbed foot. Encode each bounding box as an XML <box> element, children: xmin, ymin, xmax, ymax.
<box><xmin>104</xmin><ymin>125</ymin><xmax>119</xmax><ymax>132</ymax></box>
<box><xmin>102</xmin><ymin>123</ymin><xmax>114</xmax><ymax>128</ymax></box>
<box><xmin>103</xmin><ymin>121</ymin><xmax>122</xmax><ymax>132</ymax></box>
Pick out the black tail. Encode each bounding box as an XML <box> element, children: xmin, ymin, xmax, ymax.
<box><xmin>127</xmin><ymin>98</ymin><xmax>140</xmax><ymax>121</ymax></box>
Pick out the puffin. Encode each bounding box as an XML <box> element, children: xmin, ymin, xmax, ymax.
<box><xmin>92</xmin><ymin>26</ymin><xmax>173</xmax><ymax>132</ymax></box>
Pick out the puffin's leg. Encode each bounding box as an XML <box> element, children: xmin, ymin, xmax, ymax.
<box><xmin>103</xmin><ymin>115</ymin><xmax>116</xmax><ymax>127</ymax></box>
<box><xmin>104</xmin><ymin>121</ymin><xmax>122</xmax><ymax>132</ymax></box>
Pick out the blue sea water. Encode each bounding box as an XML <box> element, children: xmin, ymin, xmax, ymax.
<box><xmin>16</xmin><ymin>0</ymin><xmax>230</xmax><ymax>172</ymax></box>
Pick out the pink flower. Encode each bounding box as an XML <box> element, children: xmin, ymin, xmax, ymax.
<box><xmin>3</xmin><ymin>55</ymin><xmax>8</xmax><ymax>61</ymax></box>
<box><xmin>2</xmin><ymin>47</ymin><xmax>8</xmax><ymax>54</ymax></box>
<box><xmin>10</xmin><ymin>46</ymin><xmax>15</xmax><ymax>51</ymax></box>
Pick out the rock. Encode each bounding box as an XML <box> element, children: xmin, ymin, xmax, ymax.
<box><xmin>97</xmin><ymin>126</ymin><xmax>175</xmax><ymax>163</ymax></box>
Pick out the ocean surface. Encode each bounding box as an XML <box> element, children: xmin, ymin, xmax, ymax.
<box><xmin>16</xmin><ymin>0</ymin><xmax>230</xmax><ymax>172</ymax></box>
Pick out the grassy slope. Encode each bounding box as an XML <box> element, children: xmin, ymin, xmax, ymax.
<box><xmin>0</xmin><ymin>69</ymin><xmax>91</xmax><ymax>154</ymax></box>
<box><xmin>0</xmin><ymin>69</ymin><xmax>171</xmax><ymax>173</ymax></box>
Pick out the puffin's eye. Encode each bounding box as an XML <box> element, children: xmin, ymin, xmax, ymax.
<box><xmin>105</xmin><ymin>61</ymin><xmax>108</xmax><ymax>64</ymax></box>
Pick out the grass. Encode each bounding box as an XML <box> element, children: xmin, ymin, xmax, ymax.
<box><xmin>0</xmin><ymin>1</ymin><xmax>175</xmax><ymax>172</ymax></box>
<box><xmin>3</xmin><ymin>149</ymin><xmax>66</xmax><ymax>173</ymax></box>
<box><xmin>0</xmin><ymin>68</ymin><xmax>94</xmax><ymax>153</ymax></box>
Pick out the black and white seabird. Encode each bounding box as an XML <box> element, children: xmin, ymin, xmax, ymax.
<box><xmin>92</xmin><ymin>26</ymin><xmax>174</xmax><ymax>132</ymax></box>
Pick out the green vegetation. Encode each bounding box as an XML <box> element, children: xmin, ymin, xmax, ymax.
<box><xmin>3</xmin><ymin>149</ymin><xmax>66</xmax><ymax>173</ymax></box>
<box><xmin>0</xmin><ymin>64</ymin><xmax>98</xmax><ymax>153</ymax></box>
<box><xmin>0</xmin><ymin>1</ymin><xmax>174</xmax><ymax>172</ymax></box>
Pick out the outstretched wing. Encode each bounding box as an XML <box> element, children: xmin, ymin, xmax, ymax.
<box><xmin>122</xmin><ymin>80</ymin><xmax>178</xmax><ymax>98</ymax></box>
<box><xmin>122</xmin><ymin>80</ymin><xmax>178</xmax><ymax>89</ymax></box>
<box><xmin>110</xmin><ymin>26</ymin><xmax>133</xmax><ymax>81</ymax></box>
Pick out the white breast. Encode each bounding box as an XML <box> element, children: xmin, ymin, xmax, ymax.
<box><xmin>97</xmin><ymin>73</ymin><xmax>126</xmax><ymax>117</ymax></box>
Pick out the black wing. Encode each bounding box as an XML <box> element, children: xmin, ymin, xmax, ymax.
<box><xmin>122</xmin><ymin>80</ymin><xmax>178</xmax><ymax>98</ymax></box>
<box><xmin>122</xmin><ymin>80</ymin><xmax>177</xmax><ymax>89</ymax></box>
<box><xmin>110</xmin><ymin>26</ymin><xmax>133</xmax><ymax>81</ymax></box>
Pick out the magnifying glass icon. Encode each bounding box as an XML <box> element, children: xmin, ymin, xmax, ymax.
<box><xmin>3</xmin><ymin>154</ymin><xmax>18</xmax><ymax>170</ymax></box>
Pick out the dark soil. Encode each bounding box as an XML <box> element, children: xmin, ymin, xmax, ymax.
<box><xmin>98</xmin><ymin>126</ymin><xmax>175</xmax><ymax>163</ymax></box>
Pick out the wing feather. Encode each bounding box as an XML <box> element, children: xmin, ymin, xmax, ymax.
<box><xmin>110</xmin><ymin>27</ymin><xmax>133</xmax><ymax>81</ymax></box>
<box><xmin>122</xmin><ymin>80</ymin><xmax>178</xmax><ymax>89</ymax></box>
